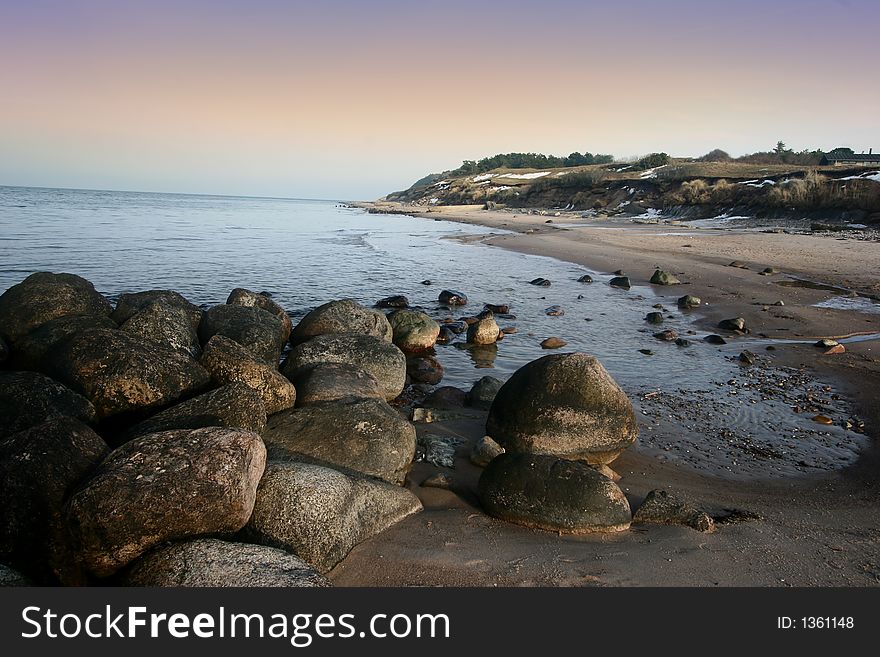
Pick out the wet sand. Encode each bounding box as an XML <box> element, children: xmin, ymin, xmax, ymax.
<box><xmin>331</xmin><ymin>202</ymin><xmax>880</xmax><ymax>587</ymax></box>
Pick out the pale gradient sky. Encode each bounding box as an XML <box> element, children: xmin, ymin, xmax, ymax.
<box><xmin>1</xmin><ymin>0</ymin><xmax>878</xmax><ymax>199</ymax></box>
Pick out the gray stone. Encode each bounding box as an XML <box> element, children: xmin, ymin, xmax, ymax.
<box><xmin>246</xmin><ymin>461</ymin><xmax>422</xmax><ymax>572</ymax></box>
<box><xmin>0</xmin><ymin>563</ymin><xmax>32</xmax><ymax>587</ymax></box>
<box><xmin>650</xmin><ymin>269</ymin><xmax>681</xmax><ymax>285</ymax></box>
<box><xmin>609</xmin><ymin>276</ymin><xmax>631</xmax><ymax>290</ymax></box>
<box><xmin>633</xmin><ymin>490</ymin><xmax>715</xmax><ymax>533</ymax></box>
<box><xmin>438</xmin><ymin>290</ymin><xmax>468</xmax><ymax>305</ymax></box>
<box><xmin>121</xmin><ymin>538</ymin><xmax>329</xmax><ymax>587</ymax></box>
<box><xmin>677</xmin><ymin>295</ymin><xmax>701</xmax><ymax>309</ymax></box>
<box><xmin>226</xmin><ymin>288</ymin><xmax>292</xmax><ymax>343</ymax></box>
<box><xmin>290</xmin><ymin>299</ymin><xmax>392</xmax><ymax>346</ymax></box>
<box><xmin>470</xmin><ymin>435</ymin><xmax>505</xmax><ymax>467</ymax></box>
<box><xmin>406</xmin><ymin>355</ymin><xmax>444</xmax><ymax>385</ymax></box>
<box><xmin>46</xmin><ymin>329</ymin><xmax>210</xmax><ymax>421</ymax></box>
<box><xmin>287</xmin><ymin>362</ymin><xmax>383</xmax><ymax>407</ymax></box>
<box><xmin>388</xmin><ymin>310</ymin><xmax>440</xmax><ymax>352</ymax></box>
<box><xmin>282</xmin><ymin>334</ymin><xmax>406</xmax><ymax>401</ymax></box>
<box><xmin>718</xmin><ymin>317</ymin><xmax>746</xmax><ymax>332</ymax></box>
<box><xmin>541</xmin><ymin>337</ymin><xmax>567</xmax><ymax>349</ymax></box>
<box><xmin>486</xmin><ymin>353</ymin><xmax>637</xmax><ymax>465</ymax></box>
<box><xmin>8</xmin><ymin>314</ymin><xmax>118</xmax><ymax>372</ymax></box>
<box><xmin>112</xmin><ymin>290</ymin><xmax>202</xmax><ymax>330</ymax></box>
<box><xmin>478</xmin><ymin>453</ymin><xmax>632</xmax><ymax>533</ymax></box>
<box><xmin>199</xmin><ymin>304</ymin><xmax>286</xmax><ymax>364</ymax></box>
<box><xmin>65</xmin><ymin>427</ymin><xmax>266</xmax><ymax>577</ymax></box>
<box><xmin>0</xmin><ymin>418</ymin><xmax>109</xmax><ymax>584</ymax></box>
<box><xmin>467</xmin><ymin>313</ymin><xmax>500</xmax><ymax>345</ymax></box>
<box><xmin>0</xmin><ymin>272</ymin><xmax>112</xmax><ymax>343</ymax></box>
<box><xmin>0</xmin><ymin>371</ymin><xmax>96</xmax><ymax>438</ymax></box>
<box><xmin>120</xmin><ymin>299</ymin><xmax>201</xmax><ymax>358</ymax></box>
<box><xmin>263</xmin><ymin>398</ymin><xmax>416</xmax><ymax>485</ymax></box>
<box><xmin>423</xmin><ymin>386</ymin><xmax>467</xmax><ymax>409</ymax></box>
<box><xmin>466</xmin><ymin>376</ymin><xmax>504</xmax><ymax>409</ymax></box>
<box><xmin>122</xmin><ymin>382</ymin><xmax>267</xmax><ymax>440</ymax></box>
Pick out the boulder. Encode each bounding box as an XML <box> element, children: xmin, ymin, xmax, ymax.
<box><xmin>438</xmin><ymin>290</ymin><xmax>468</xmax><ymax>305</ymax></box>
<box><xmin>436</xmin><ymin>326</ymin><xmax>456</xmax><ymax>344</ymax></box>
<box><xmin>199</xmin><ymin>335</ymin><xmax>296</xmax><ymax>415</ymax></box>
<box><xmin>0</xmin><ymin>272</ymin><xmax>112</xmax><ymax>343</ymax></box>
<box><xmin>423</xmin><ymin>386</ymin><xmax>467</xmax><ymax>409</ymax></box>
<box><xmin>486</xmin><ymin>353</ymin><xmax>637</xmax><ymax>465</ymax></box>
<box><xmin>0</xmin><ymin>371</ymin><xmax>96</xmax><ymax>438</ymax></box>
<box><xmin>466</xmin><ymin>376</ymin><xmax>504</xmax><ymax>409</ymax></box>
<box><xmin>633</xmin><ymin>490</ymin><xmax>715</xmax><ymax>533</ymax></box>
<box><xmin>0</xmin><ymin>564</ymin><xmax>32</xmax><ymax>587</ymax></box>
<box><xmin>246</xmin><ymin>461</ymin><xmax>421</xmax><ymax>572</ymax></box>
<box><xmin>718</xmin><ymin>317</ymin><xmax>746</xmax><ymax>332</ymax></box>
<box><xmin>478</xmin><ymin>453</ymin><xmax>631</xmax><ymax>533</ymax></box>
<box><xmin>650</xmin><ymin>269</ymin><xmax>681</xmax><ymax>285</ymax></box>
<box><xmin>263</xmin><ymin>398</ymin><xmax>416</xmax><ymax>485</ymax></box>
<box><xmin>541</xmin><ymin>337</ymin><xmax>567</xmax><ymax>349</ymax></box>
<box><xmin>406</xmin><ymin>355</ymin><xmax>444</xmax><ymax>385</ymax></box>
<box><xmin>609</xmin><ymin>276</ymin><xmax>631</xmax><ymax>290</ymax></box>
<box><xmin>388</xmin><ymin>310</ymin><xmax>440</xmax><ymax>352</ymax></box>
<box><xmin>199</xmin><ymin>304</ymin><xmax>286</xmax><ymax>364</ymax></box>
<box><xmin>0</xmin><ymin>336</ymin><xmax>7</xmax><ymax>364</ymax></box>
<box><xmin>226</xmin><ymin>288</ymin><xmax>292</xmax><ymax>342</ymax></box>
<box><xmin>677</xmin><ymin>295</ymin><xmax>701</xmax><ymax>309</ymax></box>
<box><xmin>121</xmin><ymin>382</ymin><xmax>267</xmax><ymax>440</ymax></box>
<box><xmin>0</xmin><ymin>418</ymin><xmax>109</xmax><ymax>583</ymax></box>
<box><xmin>65</xmin><ymin>427</ymin><xmax>266</xmax><ymax>577</ymax></box>
<box><xmin>577</xmin><ymin>274</ymin><xmax>594</xmax><ymax>283</ymax></box>
<box><xmin>120</xmin><ymin>300</ymin><xmax>201</xmax><ymax>358</ymax></box>
<box><xmin>120</xmin><ymin>538</ymin><xmax>329</xmax><ymax>587</ymax></box>
<box><xmin>653</xmin><ymin>329</ymin><xmax>678</xmax><ymax>341</ymax></box>
<box><xmin>46</xmin><ymin>329</ymin><xmax>210</xmax><ymax>421</ymax></box>
<box><xmin>375</xmin><ymin>295</ymin><xmax>409</xmax><ymax>309</ymax></box>
<box><xmin>645</xmin><ymin>312</ymin><xmax>664</xmax><ymax>324</ymax></box>
<box><xmin>287</xmin><ymin>363</ymin><xmax>384</xmax><ymax>406</ymax></box>
<box><xmin>528</xmin><ymin>278</ymin><xmax>551</xmax><ymax>287</ymax></box>
<box><xmin>470</xmin><ymin>435</ymin><xmax>505</xmax><ymax>467</ymax></box>
<box><xmin>466</xmin><ymin>312</ymin><xmax>500</xmax><ymax>345</ymax></box>
<box><xmin>8</xmin><ymin>314</ymin><xmax>117</xmax><ymax>372</ymax></box>
<box><xmin>111</xmin><ymin>290</ymin><xmax>202</xmax><ymax>330</ymax></box>
<box><xmin>281</xmin><ymin>334</ymin><xmax>406</xmax><ymax>401</ymax></box>
<box><xmin>290</xmin><ymin>299</ymin><xmax>392</xmax><ymax>346</ymax></box>
<box><xmin>704</xmin><ymin>334</ymin><xmax>727</xmax><ymax>345</ymax></box>
<box><xmin>544</xmin><ymin>305</ymin><xmax>565</xmax><ymax>317</ymax></box>
<box><xmin>484</xmin><ymin>303</ymin><xmax>510</xmax><ymax>314</ymax></box>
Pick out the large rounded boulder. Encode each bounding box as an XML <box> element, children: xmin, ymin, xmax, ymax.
<box><xmin>111</xmin><ymin>290</ymin><xmax>203</xmax><ymax>330</ymax></box>
<box><xmin>387</xmin><ymin>310</ymin><xmax>440</xmax><ymax>352</ymax></box>
<box><xmin>263</xmin><ymin>398</ymin><xmax>416</xmax><ymax>485</ymax></box>
<box><xmin>0</xmin><ymin>371</ymin><xmax>96</xmax><ymax>438</ymax></box>
<box><xmin>0</xmin><ymin>417</ymin><xmax>110</xmax><ymax>583</ymax></box>
<box><xmin>478</xmin><ymin>453</ymin><xmax>632</xmax><ymax>533</ymax></box>
<box><xmin>286</xmin><ymin>362</ymin><xmax>384</xmax><ymax>407</ymax></box>
<box><xmin>120</xmin><ymin>538</ymin><xmax>328</xmax><ymax>587</ymax></box>
<box><xmin>246</xmin><ymin>461</ymin><xmax>422</xmax><ymax>572</ymax></box>
<box><xmin>0</xmin><ymin>272</ymin><xmax>112</xmax><ymax>343</ymax></box>
<box><xmin>281</xmin><ymin>334</ymin><xmax>406</xmax><ymax>401</ymax></box>
<box><xmin>64</xmin><ymin>426</ymin><xmax>266</xmax><ymax>577</ymax></box>
<box><xmin>8</xmin><ymin>314</ymin><xmax>118</xmax><ymax>373</ymax></box>
<box><xmin>45</xmin><ymin>329</ymin><xmax>210</xmax><ymax>421</ymax></box>
<box><xmin>289</xmin><ymin>299</ymin><xmax>392</xmax><ymax>346</ymax></box>
<box><xmin>199</xmin><ymin>335</ymin><xmax>296</xmax><ymax>414</ymax></box>
<box><xmin>121</xmin><ymin>382</ymin><xmax>267</xmax><ymax>440</ymax></box>
<box><xmin>226</xmin><ymin>288</ymin><xmax>292</xmax><ymax>342</ymax></box>
<box><xmin>486</xmin><ymin>353</ymin><xmax>637</xmax><ymax>465</ymax></box>
<box><xmin>466</xmin><ymin>312</ymin><xmax>500</xmax><ymax>345</ymax></box>
<box><xmin>199</xmin><ymin>304</ymin><xmax>286</xmax><ymax>364</ymax></box>
<box><xmin>119</xmin><ymin>299</ymin><xmax>201</xmax><ymax>358</ymax></box>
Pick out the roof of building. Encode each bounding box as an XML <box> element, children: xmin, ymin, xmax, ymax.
<box><xmin>822</xmin><ymin>153</ymin><xmax>880</xmax><ymax>162</ymax></box>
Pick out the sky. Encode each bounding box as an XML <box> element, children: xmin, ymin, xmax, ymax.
<box><xmin>1</xmin><ymin>0</ymin><xmax>878</xmax><ymax>199</ymax></box>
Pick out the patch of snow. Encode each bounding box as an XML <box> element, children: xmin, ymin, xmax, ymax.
<box><xmin>428</xmin><ymin>197</ymin><xmax>440</xmax><ymax>204</ymax></box>
<box><xmin>489</xmin><ymin>186</ymin><xmax>512</xmax><ymax>192</ymax></box>
<box><xmin>472</xmin><ymin>173</ymin><xmax>497</xmax><ymax>182</ymax></box>
<box><xmin>473</xmin><ymin>181</ymin><xmax>490</xmax><ymax>186</ymax></box>
<box><xmin>639</xmin><ymin>165</ymin><xmax>667</xmax><ymax>179</ymax></box>
<box><xmin>634</xmin><ymin>208</ymin><xmax>662</xmax><ymax>219</ymax></box>
<box><xmin>555</xmin><ymin>171</ymin><xmax>571</xmax><ymax>177</ymax></box>
<box><xmin>814</xmin><ymin>296</ymin><xmax>880</xmax><ymax>315</ymax></box>
<box><xmin>834</xmin><ymin>170</ymin><xmax>880</xmax><ymax>182</ymax></box>
<box><xmin>497</xmin><ymin>171</ymin><xmax>552</xmax><ymax>180</ymax></box>
<box><xmin>430</xmin><ymin>180</ymin><xmax>450</xmax><ymax>186</ymax></box>
<box><xmin>740</xmin><ymin>179</ymin><xmax>776</xmax><ymax>187</ymax></box>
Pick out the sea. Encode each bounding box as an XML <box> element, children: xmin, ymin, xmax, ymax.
<box><xmin>0</xmin><ymin>185</ymin><xmax>868</xmax><ymax>477</ymax></box>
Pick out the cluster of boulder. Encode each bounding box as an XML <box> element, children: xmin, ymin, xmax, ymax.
<box><xmin>0</xmin><ymin>272</ymin><xmax>425</xmax><ymax>586</ymax></box>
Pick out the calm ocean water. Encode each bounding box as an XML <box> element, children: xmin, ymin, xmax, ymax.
<box><xmin>0</xmin><ymin>185</ymin><xmax>867</xmax><ymax>475</ymax></box>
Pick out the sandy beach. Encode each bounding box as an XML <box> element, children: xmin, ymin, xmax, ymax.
<box><xmin>331</xmin><ymin>201</ymin><xmax>880</xmax><ymax>586</ymax></box>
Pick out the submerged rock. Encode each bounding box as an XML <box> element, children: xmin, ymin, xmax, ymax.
<box><xmin>263</xmin><ymin>398</ymin><xmax>416</xmax><ymax>485</ymax></box>
<box><xmin>246</xmin><ymin>461</ymin><xmax>422</xmax><ymax>573</ymax></box>
<box><xmin>577</xmin><ymin>274</ymin><xmax>594</xmax><ymax>283</ymax></box>
<box><xmin>65</xmin><ymin>426</ymin><xmax>266</xmax><ymax>578</ymax></box>
<box><xmin>199</xmin><ymin>335</ymin><xmax>296</xmax><ymax>414</ymax></box>
<box><xmin>438</xmin><ymin>290</ymin><xmax>468</xmax><ymax>305</ymax></box>
<box><xmin>0</xmin><ymin>272</ymin><xmax>112</xmax><ymax>343</ymax></box>
<box><xmin>704</xmin><ymin>334</ymin><xmax>727</xmax><ymax>345</ymax></box>
<box><xmin>653</xmin><ymin>329</ymin><xmax>678</xmax><ymax>341</ymax></box>
<box><xmin>528</xmin><ymin>278</ymin><xmax>551</xmax><ymax>287</ymax></box>
<box><xmin>609</xmin><ymin>276</ymin><xmax>631</xmax><ymax>290</ymax></box>
<box><xmin>644</xmin><ymin>312</ymin><xmax>664</xmax><ymax>324</ymax></box>
<box><xmin>541</xmin><ymin>337</ymin><xmax>567</xmax><ymax>349</ymax></box>
<box><xmin>478</xmin><ymin>453</ymin><xmax>631</xmax><ymax>533</ymax></box>
<box><xmin>46</xmin><ymin>328</ymin><xmax>210</xmax><ymax>421</ymax></box>
<box><xmin>406</xmin><ymin>355</ymin><xmax>444</xmax><ymax>385</ymax></box>
<box><xmin>290</xmin><ymin>299</ymin><xmax>393</xmax><ymax>346</ymax></box>
<box><xmin>544</xmin><ymin>305</ymin><xmax>565</xmax><ymax>317</ymax></box>
<box><xmin>282</xmin><ymin>333</ymin><xmax>406</xmax><ymax>401</ymax></box>
<box><xmin>486</xmin><ymin>353</ymin><xmax>637</xmax><ymax>465</ymax></box>
<box><xmin>121</xmin><ymin>538</ymin><xmax>329</xmax><ymax>587</ymax></box>
<box><xmin>375</xmin><ymin>295</ymin><xmax>409</xmax><ymax>309</ymax></box>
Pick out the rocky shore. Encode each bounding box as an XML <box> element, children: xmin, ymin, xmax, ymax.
<box><xmin>2</xmin><ymin>258</ymin><xmax>879</xmax><ymax>587</ymax></box>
